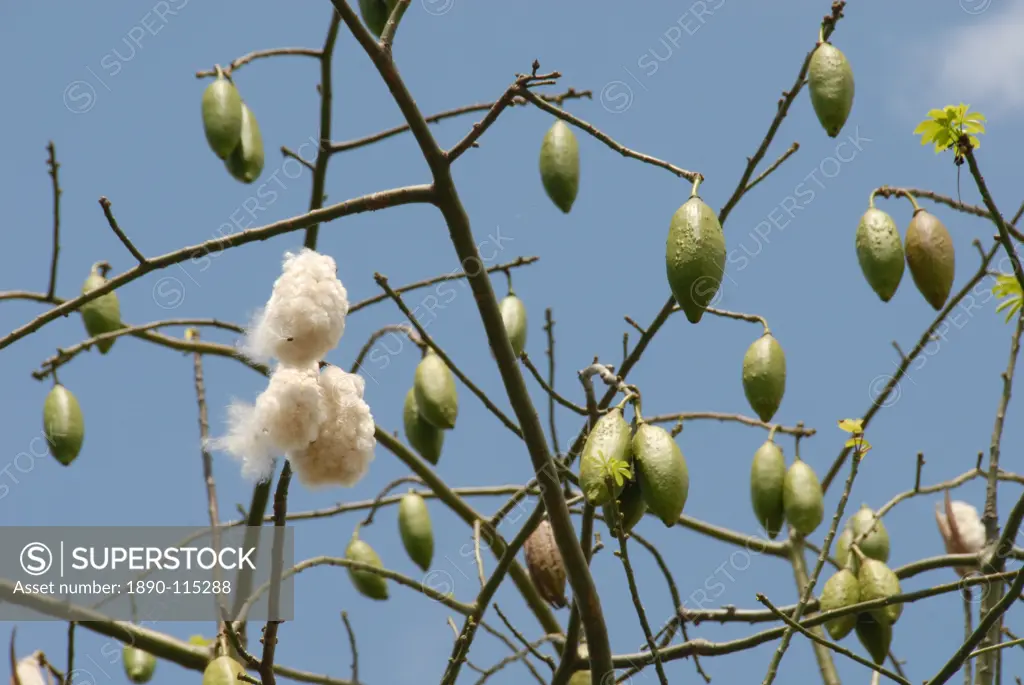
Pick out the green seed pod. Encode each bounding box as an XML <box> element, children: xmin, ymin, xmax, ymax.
<box><xmin>848</xmin><ymin>504</ymin><xmax>890</xmax><ymax>563</ymax></box>
<box><xmin>201</xmin><ymin>73</ymin><xmax>244</xmax><ymax>160</ymax></box>
<box><xmin>905</xmin><ymin>208</ymin><xmax>955</xmax><ymax>311</ymax></box>
<box><xmin>413</xmin><ymin>349</ymin><xmax>458</xmax><ymax>430</ymax></box>
<box><xmin>807</xmin><ymin>41</ymin><xmax>855</xmax><ymax>138</ymax></box>
<box><xmin>750</xmin><ymin>440</ymin><xmax>786</xmax><ymax>539</ymax></box>
<box><xmin>202</xmin><ymin>657</ymin><xmax>244</xmax><ymax>685</ymax></box>
<box><xmin>819</xmin><ymin>568</ymin><xmax>860</xmax><ymax>640</ymax></box>
<box><xmin>43</xmin><ymin>384</ymin><xmax>84</xmax><ymax>466</ymax></box>
<box><xmin>856</xmin><ymin>208</ymin><xmax>905</xmax><ymax>302</ymax></box>
<box><xmin>358</xmin><ymin>0</ymin><xmax>397</xmax><ymax>37</ymax></box>
<box><xmin>403</xmin><ymin>388</ymin><xmax>444</xmax><ymax>465</ymax></box>
<box><xmin>398</xmin><ymin>491</ymin><xmax>434</xmax><ymax>572</ymax></box>
<box><xmin>81</xmin><ymin>261</ymin><xmax>122</xmax><ymax>354</ymax></box>
<box><xmin>579</xmin><ymin>407</ymin><xmax>632</xmax><ymax>506</ymax></box>
<box><xmin>603</xmin><ymin>476</ymin><xmax>647</xmax><ymax>536</ymax></box>
<box><xmin>632</xmin><ymin>423</ymin><xmax>689</xmax><ymax>526</ymax></box>
<box><xmin>857</xmin><ymin>558</ymin><xmax>902</xmax><ymax>625</ymax></box>
<box><xmin>539</xmin><ymin>120</ymin><xmax>580</xmax><ymax>213</ymax></box>
<box><xmin>835</xmin><ymin>527</ymin><xmax>860</xmax><ymax>574</ymax></box>
<box><xmin>783</xmin><ymin>459</ymin><xmax>824</xmax><ymax>536</ymax></box>
<box><xmin>854</xmin><ymin>612</ymin><xmax>892</xmax><ymax>666</ymax></box>
<box><xmin>345</xmin><ymin>528</ymin><xmax>388</xmax><ymax>601</ymax></box>
<box><xmin>523</xmin><ymin>519</ymin><xmax>567</xmax><ymax>609</ymax></box>
<box><xmin>122</xmin><ymin>646</ymin><xmax>157</xmax><ymax>685</ymax></box>
<box><xmin>666</xmin><ymin>189</ymin><xmax>726</xmax><ymax>324</ymax></box>
<box><xmin>742</xmin><ymin>333</ymin><xmax>786</xmax><ymax>423</ymax></box>
<box><xmin>499</xmin><ymin>294</ymin><xmax>528</xmax><ymax>357</ymax></box>
<box><xmin>225</xmin><ymin>102</ymin><xmax>264</xmax><ymax>184</ymax></box>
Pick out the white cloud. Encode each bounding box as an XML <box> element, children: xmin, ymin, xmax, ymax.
<box><xmin>920</xmin><ymin>1</ymin><xmax>1024</xmax><ymax>116</ymax></box>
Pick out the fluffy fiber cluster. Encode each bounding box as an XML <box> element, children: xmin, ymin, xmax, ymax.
<box><xmin>207</xmin><ymin>249</ymin><xmax>375</xmax><ymax>488</ymax></box>
<box><xmin>241</xmin><ymin>249</ymin><xmax>349</xmax><ymax>367</ymax></box>
<box><xmin>934</xmin><ymin>493</ymin><xmax>987</xmax><ymax>576</ymax></box>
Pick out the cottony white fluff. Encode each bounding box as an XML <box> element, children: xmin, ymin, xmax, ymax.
<box><xmin>241</xmin><ymin>249</ymin><xmax>349</xmax><ymax>366</ymax></box>
<box><xmin>207</xmin><ymin>363</ymin><xmax>325</xmax><ymax>482</ymax></box>
<box><xmin>935</xmin><ymin>494</ymin><xmax>987</xmax><ymax>576</ymax></box>
<box><xmin>13</xmin><ymin>655</ymin><xmax>47</xmax><ymax>685</ymax></box>
<box><xmin>288</xmin><ymin>365</ymin><xmax>375</xmax><ymax>488</ymax></box>
<box><xmin>254</xmin><ymin>363</ymin><xmax>325</xmax><ymax>451</ymax></box>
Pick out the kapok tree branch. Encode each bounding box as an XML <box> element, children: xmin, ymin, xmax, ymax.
<box><xmin>873</xmin><ymin>185</ymin><xmax>1024</xmax><ymax>243</ymax></box>
<box><xmin>329</xmin><ymin>6</ymin><xmax>617</xmax><ymax>677</ymax></box>
<box><xmin>302</xmin><ymin>9</ymin><xmax>342</xmax><ymax>250</ymax></box>
<box><xmin>45</xmin><ymin>142</ymin><xmax>61</xmax><ymax>301</ymax></box>
<box><xmin>0</xmin><ymin>184</ymin><xmax>435</xmax><ymax>352</ymax></box>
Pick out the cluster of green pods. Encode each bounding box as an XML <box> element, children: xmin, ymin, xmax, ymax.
<box><xmin>201</xmin><ymin>69</ymin><xmax>265</xmax><ymax>184</ymax></box>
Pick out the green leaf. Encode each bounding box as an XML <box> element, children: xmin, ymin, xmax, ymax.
<box><xmin>837</xmin><ymin>418</ymin><xmax>864</xmax><ymax>435</ymax></box>
<box><xmin>993</xmin><ymin>274</ymin><xmax>1022</xmax><ymax>324</ymax></box>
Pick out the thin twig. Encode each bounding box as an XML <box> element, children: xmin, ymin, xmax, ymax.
<box><xmin>646</xmin><ymin>412</ymin><xmax>814</xmax><ymax>437</ymax></box>
<box><xmin>521</xmin><ymin>352</ymin><xmax>588</xmax><ymax>416</ymax></box>
<box><xmin>543</xmin><ymin>309</ymin><xmax>561</xmax><ymax>454</ymax></box>
<box><xmin>340</xmin><ymin>612</ymin><xmax>358</xmax><ymax>684</ymax></box>
<box><xmin>195</xmin><ymin>48</ymin><xmax>322</xmax><ymax>78</ymax></box>
<box><xmin>962</xmin><ymin>140</ymin><xmax>1024</xmax><ymax>295</ymax></box>
<box><xmin>45</xmin><ymin>142</ymin><xmax>61</xmax><ymax>301</ymax></box>
<box><xmin>99</xmin><ymin>197</ymin><xmax>147</xmax><ymax>264</ymax></box>
<box><xmin>349</xmin><ymin>323</ymin><xmax>423</xmax><ymax>374</ymax></box>
<box><xmin>360</xmin><ymin>476</ymin><xmax>424</xmax><ymax>526</ymax></box>
<box><xmin>704</xmin><ymin>306</ymin><xmax>770</xmax><ymax>333</ymax></box>
<box><xmin>756</xmin><ymin>594</ymin><xmax>910</xmax><ymax>685</ymax></box>
<box><xmin>743</xmin><ymin>142</ymin><xmax>800</xmax><ymax>195</ymax></box>
<box><xmin>303</xmin><ymin>10</ymin><xmax>342</xmax><ymax>249</ymax></box>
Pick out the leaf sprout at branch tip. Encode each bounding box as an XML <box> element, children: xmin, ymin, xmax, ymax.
<box><xmin>913</xmin><ymin>103</ymin><xmax>986</xmax><ymax>163</ymax></box>
<box><xmin>837</xmin><ymin>418</ymin><xmax>871</xmax><ymax>455</ymax></box>
<box><xmin>993</xmin><ymin>273</ymin><xmax>1023</xmax><ymax>323</ymax></box>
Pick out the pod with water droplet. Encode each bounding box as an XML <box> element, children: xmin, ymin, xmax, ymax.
<box><xmin>43</xmin><ymin>384</ymin><xmax>84</xmax><ymax>466</ymax></box>
<box><xmin>398</xmin><ymin>491</ymin><xmax>434</xmax><ymax>572</ymax></box>
<box><xmin>666</xmin><ymin>180</ymin><xmax>726</xmax><ymax>324</ymax></box>
<box><xmin>413</xmin><ymin>349</ymin><xmax>458</xmax><ymax>430</ymax></box>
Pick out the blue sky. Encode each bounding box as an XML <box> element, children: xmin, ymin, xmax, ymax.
<box><xmin>2</xmin><ymin>1</ymin><xmax>1024</xmax><ymax>683</ymax></box>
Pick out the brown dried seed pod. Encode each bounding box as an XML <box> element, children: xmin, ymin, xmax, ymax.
<box><xmin>523</xmin><ymin>519</ymin><xmax>567</xmax><ymax>609</ymax></box>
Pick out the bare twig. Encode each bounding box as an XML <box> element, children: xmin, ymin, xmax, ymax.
<box><xmin>45</xmin><ymin>142</ymin><xmax>61</xmax><ymax>300</ymax></box>
<box><xmin>645</xmin><ymin>411</ymin><xmax>815</xmax><ymax>437</ymax></box>
<box><xmin>521</xmin><ymin>352</ymin><xmax>588</xmax><ymax>416</ymax></box>
<box><xmin>349</xmin><ymin>323</ymin><xmax>423</xmax><ymax>374</ymax></box>
<box><xmin>98</xmin><ymin>197</ymin><xmax>147</xmax><ymax>264</ymax></box>
<box><xmin>340</xmin><ymin>612</ymin><xmax>358</xmax><ymax>684</ymax></box>
<box><xmin>743</xmin><ymin>142</ymin><xmax>800</xmax><ymax>195</ymax></box>
<box><xmin>195</xmin><ymin>48</ymin><xmax>322</xmax><ymax>78</ymax></box>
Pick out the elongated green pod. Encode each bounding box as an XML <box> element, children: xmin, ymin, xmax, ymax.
<box><xmin>856</xmin><ymin>208</ymin><xmax>905</xmax><ymax>302</ymax></box>
<box><xmin>632</xmin><ymin>423</ymin><xmax>688</xmax><ymax>526</ymax></box>
<box><xmin>819</xmin><ymin>568</ymin><xmax>860</xmax><ymax>640</ymax></box>
<box><xmin>398</xmin><ymin>492</ymin><xmax>434</xmax><ymax>572</ymax></box>
<box><xmin>857</xmin><ymin>558</ymin><xmax>902</xmax><ymax>625</ymax></box>
<box><xmin>43</xmin><ymin>384</ymin><xmax>84</xmax><ymax>466</ymax></box>
<box><xmin>403</xmin><ymin>388</ymin><xmax>444</xmax><ymax>464</ymax></box>
<box><xmin>855</xmin><ymin>612</ymin><xmax>891</xmax><ymax>666</ymax></box>
<box><xmin>202</xmin><ymin>657</ymin><xmax>244</xmax><ymax>685</ymax></box>
<box><xmin>500</xmin><ymin>294</ymin><xmax>528</xmax><ymax>357</ymax></box>
<box><xmin>359</xmin><ymin>0</ymin><xmax>397</xmax><ymax>37</ymax></box>
<box><xmin>579</xmin><ymin>407</ymin><xmax>631</xmax><ymax>506</ymax></box>
<box><xmin>750</xmin><ymin>440</ymin><xmax>786</xmax><ymax>539</ymax></box>
<box><xmin>201</xmin><ymin>73</ymin><xmax>244</xmax><ymax>159</ymax></box>
<box><xmin>808</xmin><ymin>42</ymin><xmax>855</xmax><ymax>137</ymax></box>
<box><xmin>742</xmin><ymin>333</ymin><xmax>786</xmax><ymax>423</ymax></box>
<box><xmin>122</xmin><ymin>646</ymin><xmax>156</xmax><ymax>684</ymax></box>
<box><xmin>603</xmin><ymin>476</ymin><xmax>647</xmax><ymax>536</ymax></box>
<box><xmin>345</xmin><ymin>528</ymin><xmax>388</xmax><ymax>600</ymax></box>
<box><xmin>905</xmin><ymin>208</ymin><xmax>955</xmax><ymax>311</ymax></box>
<box><xmin>666</xmin><ymin>185</ymin><xmax>726</xmax><ymax>324</ymax></box>
<box><xmin>226</xmin><ymin>102</ymin><xmax>264</xmax><ymax>184</ymax></box>
<box><xmin>413</xmin><ymin>350</ymin><xmax>458</xmax><ymax>430</ymax></box>
<box><xmin>539</xmin><ymin>120</ymin><xmax>580</xmax><ymax>213</ymax></box>
<box><xmin>783</xmin><ymin>459</ymin><xmax>824</xmax><ymax>535</ymax></box>
<box><xmin>81</xmin><ymin>261</ymin><xmax>121</xmax><ymax>354</ymax></box>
